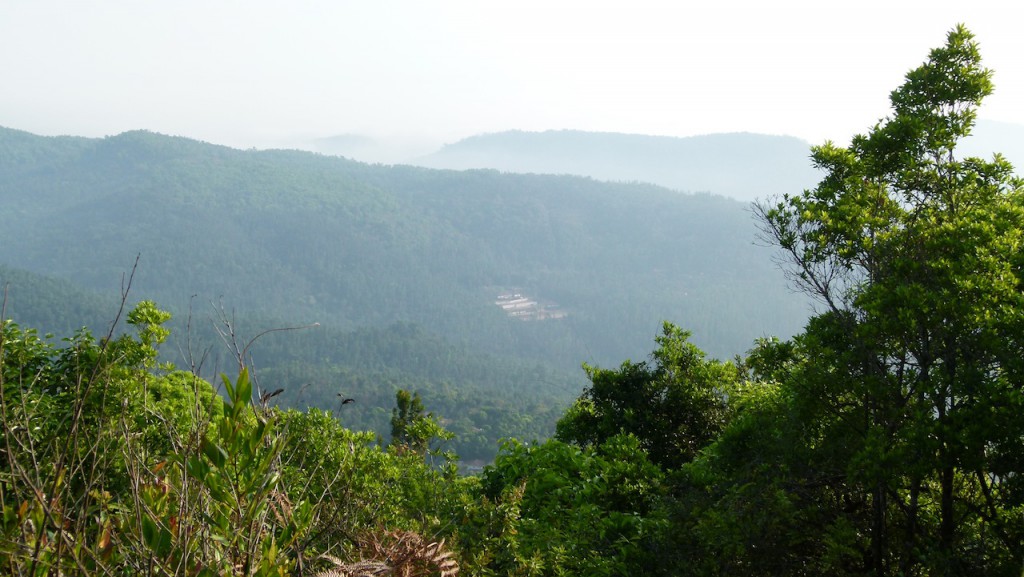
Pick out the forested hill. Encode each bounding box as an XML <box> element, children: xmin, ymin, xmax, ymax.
<box><xmin>0</xmin><ymin>125</ymin><xmax>810</xmax><ymax>457</ymax></box>
<box><xmin>0</xmin><ymin>125</ymin><xmax>807</xmax><ymax>361</ymax></box>
<box><xmin>0</xmin><ymin>264</ymin><xmax>118</xmax><ymax>336</ymax></box>
<box><xmin>412</xmin><ymin>130</ymin><xmax>823</xmax><ymax>202</ymax></box>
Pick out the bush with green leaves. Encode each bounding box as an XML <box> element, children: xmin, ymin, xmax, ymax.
<box><xmin>1</xmin><ymin>303</ymin><xmax>312</xmax><ymax>575</ymax></box>
<box><xmin>459</xmin><ymin>434</ymin><xmax>667</xmax><ymax>577</ymax></box>
<box><xmin>0</xmin><ymin>300</ymin><xmax>180</xmax><ymax>574</ymax></box>
<box><xmin>277</xmin><ymin>406</ymin><xmax>469</xmax><ymax>563</ymax></box>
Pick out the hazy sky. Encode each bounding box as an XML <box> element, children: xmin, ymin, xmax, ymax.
<box><xmin>2</xmin><ymin>1</ymin><xmax>1021</xmax><ymax>156</ymax></box>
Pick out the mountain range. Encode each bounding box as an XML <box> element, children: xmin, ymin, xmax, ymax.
<box><xmin>413</xmin><ymin>130</ymin><xmax>822</xmax><ymax>202</ymax></box>
<box><xmin>303</xmin><ymin>120</ymin><xmax>1024</xmax><ymax>202</ymax></box>
<box><xmin>8</xmin><ymin>123</ymin><xmax>965</xmax><ymax>458</ymax></box>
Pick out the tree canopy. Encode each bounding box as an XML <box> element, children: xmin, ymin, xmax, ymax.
<box><xmin>752</xmin><ymin>24</ymin><xmax>1024</xmax><ymax>575</ymax></box>
<box><xmin>556</xmin><ymin>322</ymin><xmax>737</xmax><ymax>470</ymax></box>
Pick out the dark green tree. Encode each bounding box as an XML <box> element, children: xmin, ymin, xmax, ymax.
<box><xmin>556</xmin><ymin>322</ymin><xmax>738</xmax><ymax>470</ymax></box>
<box><xmin>463</xmin><ymin>434</ymin><xmax>667</xmax><ymax>576</ymax></box>
<box><xmin>390</xmin><ymin>389</ymin><xmax>427</xmax><ymax>451</ymax></box>
<box><xmin>388</xmin><ymin>389</ymin><xmax>454</xmax><ymax>465</ymax></box>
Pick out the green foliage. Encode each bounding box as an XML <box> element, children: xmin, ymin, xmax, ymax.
<box><xmin>461</xmin><ymin>435</ymin><xmax>666</xmax><ymax>576</ymax></box>
<box><xmin>752</xmin><ymin>25</ymin><xmax>1024</xmax><ymax>575</ymax></box>
<box><xmin>556</xmin><ymin>322</ymin><xmax>738</xmax><ymax>470</ymax></box>
<box><xmin>1</xmin><ymin>305</ymin><xmax>470</xmax><ymax>575</ymax></box>
<box><xmin>137</xmin><ymin>371</ymin><xmax>224</xmax><ymax>455</ymax></box>
<box><xmin>391</xmin><ymin>389</ymin><xmax>428</xmax><ymax>452</ymax></box>
<box><xmin>2</xmin><ymin>268</ymin><xmax>585</xmax><ymax>463</ymax></box>
<box><xmin>277</xmin><ymin>408</ymin><xmax>470</xmax><ymax>561</ymax></box>
<box><xmin>0</xmin><ymin>301</ymin><xmax>177</xmax><ymax>574</ymax></box>
<box><xmin>125</xmin><ymin>368</ymin><xmax>312</xmax><ymax>576</ymax></box>
<box><xmin>127</xmin><ymin>299</ymin><xmax>172</xmax><ymax>354</ymax></box>
<box><xmin>388</xmin><ymin>389</ymin><xmax>455</xmax><ymax>460</ymax></box>
<box><xmin>0</xmin><ymin>304</ymin><xmax>320</xmax><ymax>575</ymax></box>
<box><xmin>255</xmin><ymin>322</ymin><xmax>579</xmax><ymax>462</ymax></box>
<box><xmin>670</xmin><ymin>362</ymin><xmax>843</xmax><ymax>577</ymax></box>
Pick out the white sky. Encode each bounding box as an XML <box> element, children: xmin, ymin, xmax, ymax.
<box><xmin>1</xmin><ymin>1</ymin><xmax>1021</xmax><ymax>154</ymax></box>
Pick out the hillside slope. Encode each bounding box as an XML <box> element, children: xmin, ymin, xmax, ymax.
<box><xmin>0</xmin><ymin>126</ymin><xmax>808</xmax><ymax>364</ymax></box>
<box><xmin>0</xmin><ymin>126</ymin><xmax>813</xmax><ymax>456</ymax></box>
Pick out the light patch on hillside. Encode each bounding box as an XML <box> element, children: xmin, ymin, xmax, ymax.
<box><xmin>495</xmin><ymin>292</ymin><xmax>567</xmax><ymax>321</ymax></box>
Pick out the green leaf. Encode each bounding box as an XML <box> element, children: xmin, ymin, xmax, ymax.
<box><xmin>236</xmin><ymin>368</ymin><xmax>252</xmax><ymax>407</ymax></box>
<box><xmin>201</xmin><ymin>439</ymin><xmax>228</xmax><ymax>470</ymax></box>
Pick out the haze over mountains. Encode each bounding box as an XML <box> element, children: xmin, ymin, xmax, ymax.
<box><xmin>3</xmin><ymin>120</ymin><xmax>1019</xmax><ymax>457</ymax></box>
<box><xmin>413</xmin><ymin>131</ymin><xmax>822</xmax><ymax>203</ymax></box>
<box><xmin>304</xmin><ymin>120</ymin><xmax>1024</xmax><ymax>203</ymax></box>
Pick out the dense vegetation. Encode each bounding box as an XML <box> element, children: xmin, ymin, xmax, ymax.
<box><xmin>0</xmin><ymin>99</ymin><xmax>809</xmax><ymax>460</ymax></box>
<box><xmin>0</xmin><ymin>130</ymin><xmax>805</xmax><ymax>366</ymax></box>
<box><xmin>0</xmin><ymin>265</ymin><xmax>574</xmax><ymax>462</ymax></box>
<box><xmin>3</xmin><ymin>26</ymin><xmax>1023</xmax><ymax>576</ymax></box>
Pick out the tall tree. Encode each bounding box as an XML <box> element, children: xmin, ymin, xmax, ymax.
<box><xmin>388</xmin><ymin>389</ymin><xmax>453</xmax><ymax>461</ymax></box>
<box><xmin>390</xmin><ymin>389</ymin><xmax>427</xmax><ymax>451</ymax></box>
<box><xmin>756</xmin><ymin>25</ymin><xmax>1024</xmax><ymax>575</ymax></box>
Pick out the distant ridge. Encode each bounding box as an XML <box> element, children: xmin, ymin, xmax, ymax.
<box><xmin>0</xmin><ymin>125</ymin><xmax>810</xmax><ymax>363</ymax></box>
<box><xmin>0</xmin><ymin>125</ymin><xmax>812</xmax><ymax>459</ymax></box>
<box><xmin>411</xmin><ymin>130</ymin><xmax>823</xmax><ymax>202</ymax></box>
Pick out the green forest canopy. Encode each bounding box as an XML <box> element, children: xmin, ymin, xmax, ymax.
<box><xmin>0</xmin><ymin>109</ymin><xmax>811</xmax><ymax>460</ymax></box>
